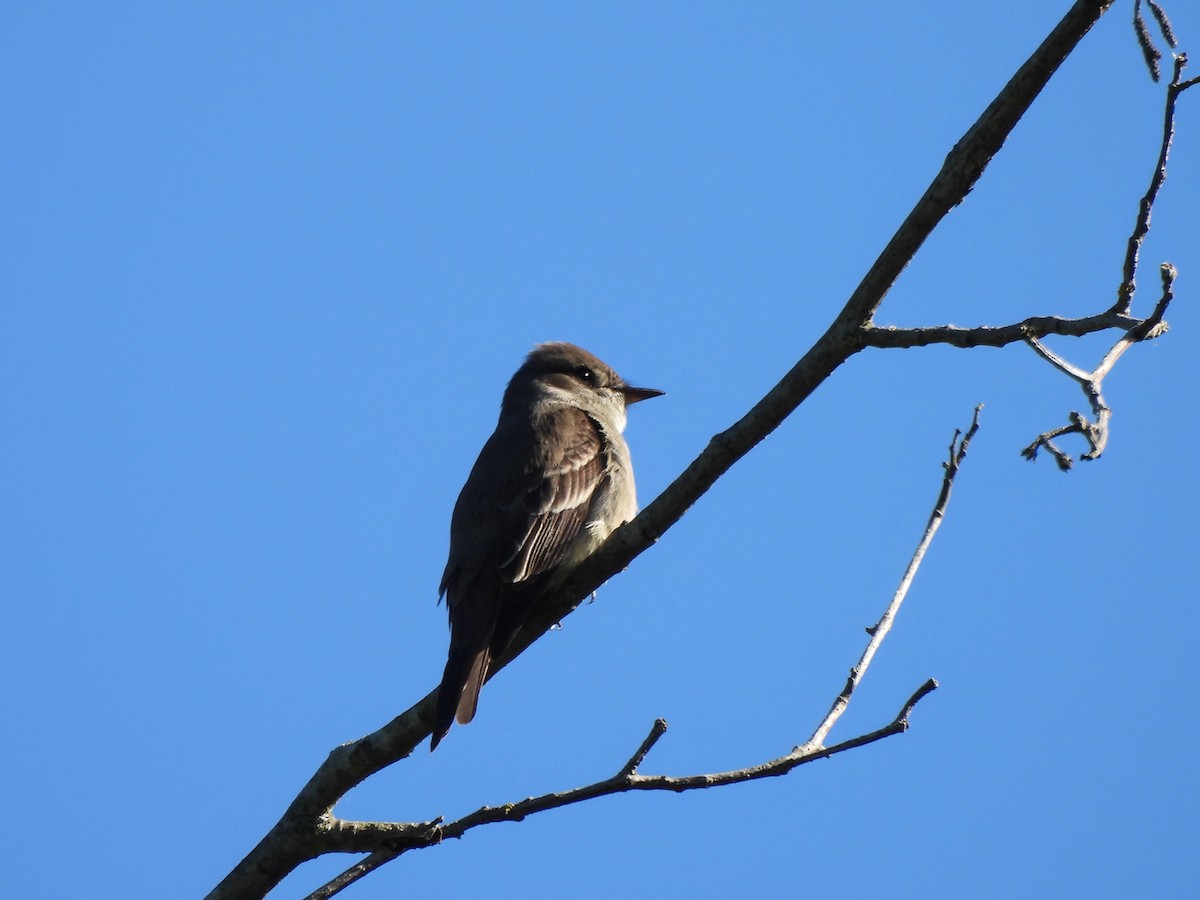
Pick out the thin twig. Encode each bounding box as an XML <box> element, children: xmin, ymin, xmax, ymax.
<box><xmin>621</xmin><ymin>719</ymin><xmax>669</xmax><ymax>776</ymax></box>
<box><xmin>803</xmin><ymin>407</ymin><xmax>980</xmax><ymax>751</ymax></box>
<box><xmin>1116</xmin><ymin>52</ymin><xmax>1193</xmax><ymax>314</ymax></box>
<box><xmin>1022</xmin><ymin>334</ymin><xmax>1093</xmax><ymax>383</ymax></box>
<box><xmin>304</xmin><ymin>851</ymin><xmax>397</xmax><ymax>900</ymax></box>
<box><xmin>1096</xmin><ymin>264</ymin><xmax>1174</xmax><ymax>380</ymax></box>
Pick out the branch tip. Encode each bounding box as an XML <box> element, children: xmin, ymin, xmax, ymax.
<box><xmin>621</xmin><ymin>719</ymin><xmax>669</xmax><ymax>776</ymax></box>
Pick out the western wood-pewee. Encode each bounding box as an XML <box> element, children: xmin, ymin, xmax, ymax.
<box><xmin>431</xmin><ymin>342</ymin><xmax>662</xmax><ymax>750</ymax></box>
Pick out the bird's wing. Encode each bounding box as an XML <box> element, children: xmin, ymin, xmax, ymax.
<box><xmin>432</xmin><ymin>406</ymin><xmax>607</xmax><ymax>748</ymax></box>
<box><xmin>500</xmin><ymin>406</ymin><xmax>605</xmax><ymax>584</ymax></box>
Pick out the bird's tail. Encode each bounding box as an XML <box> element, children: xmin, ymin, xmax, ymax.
<box><xmin>430</xmin><ymin>644</ymin><xmax>491</xmax><ymax>751</ymax></box>
<box><xmin>430</xmin><ymin>578</ymin><xmax>546</xmax><ymax>750</ymax></box>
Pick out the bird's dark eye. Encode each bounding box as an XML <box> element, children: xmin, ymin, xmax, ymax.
<box><xmin>574</xmin><ymin>365</ymin><xmax>595</xmax><ymax>382</ymax></box>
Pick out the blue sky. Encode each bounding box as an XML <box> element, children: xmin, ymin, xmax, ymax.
<box><xmin>4</xmin><ymin>3</ymin><xmax>1198</xmax><ymax>898</ymax></box>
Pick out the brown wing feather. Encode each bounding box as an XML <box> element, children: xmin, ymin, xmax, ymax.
<box><xmin>501</xmin><ymin>408</ymin><xmax>605</xmax><ymax>584</ymax></box>
<box><xmin>433</xmin><ymin>405</ymin><xmax>609</xmax><ymax>751</ymax></box>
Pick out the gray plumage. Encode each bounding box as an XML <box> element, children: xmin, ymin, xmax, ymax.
<box><xmin>431</xmin><ymin>342</ymin><xmax>661</xmax><ymax>750</ymax></box>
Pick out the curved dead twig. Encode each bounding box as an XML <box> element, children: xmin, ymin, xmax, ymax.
<box><xmin>1021</xmin><ymin>264</ymin><xmax>1174</xmax><ymax>469</ymax></box>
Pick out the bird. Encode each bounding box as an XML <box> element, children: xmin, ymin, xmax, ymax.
<box><xmin>431</xmin><ymin>342</ymin><xmax>662</xmax><ymax>750</ymax></box>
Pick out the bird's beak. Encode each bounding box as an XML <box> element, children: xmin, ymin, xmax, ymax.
<box><xmin>620</xmin><ymin>385</ymin><xmax>665</xmax><ymax>405</ymax></box>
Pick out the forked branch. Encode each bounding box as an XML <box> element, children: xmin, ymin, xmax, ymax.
<box><xmin>208</xmin><ymin>5</ymin><xmax>1166</xmax><ymax>898</ymax></box>
<box><xmin>868</xmin><ymin>50</ymin><xmax>1193</xmax><ymax>470</ymax></box>
<box><xmin>1022</xmin><ymin>52</ymin><xmax>1194</xmax><ymax>468</ymax></box>
<box><xmin>307</xmin><ymin>411</ymin><xmax>982</xmax><ymax>898</ymax></box>
<box><xmin>1021</xmin><ymin>265</ymin><xmax>1174</xmax><ymax>469</ymax></box>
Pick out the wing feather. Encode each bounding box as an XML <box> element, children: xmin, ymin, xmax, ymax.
<box><xmin>501</xmin><ymin>407</ymin><xmax>605</xmax><ymax>584</ymax></box>
<box><xmin>433</xmin><ymin>404</ymin><xmax>609</xmax><ymax>750</ymax></box>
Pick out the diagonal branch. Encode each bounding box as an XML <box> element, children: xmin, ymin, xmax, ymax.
<box><xmin>1023</xmin><ymin>333</ymin><xmax>1094</xmax><ymax>383</ymax></box>
<box><xmin>206</xmin><ymin>5</ymin><xmax>1118</xmax><ymax>898</ymax></box>
<box><xmin>512</xmin><ymin>0</ymin><xmax>1116</xmax><ymax>703</ymax></box>
<box><xmin>306</xmin><ymin>409</ymin><xmax>980</xmax><ymax>897</ymax></box>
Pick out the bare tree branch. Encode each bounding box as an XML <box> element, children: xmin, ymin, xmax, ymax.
<box><xmin>207</xmin><ymin>4</ymin><xmax>1130</xmax><ymax>898</ymax></box>
<box><xmin>516</xmin><ymin>0</ymin><xmax>1120</xmax><ymax>703</ymax></box>
<box><xmin>1022</xmin><ymin>264</ymin><xmax>1175</xmax><ymax>468</ymax></box>
<box><xmin>1117</xmin><ymin>52</ymin><xmax>1195</xmax><ymax>314</ymax></box>
<box><xmin>873</xmin><ymin>50</ymin><xmax>1193</xmax><ymax>471</ymax></box>
<box><xmin>307</xmin><ymin>402</ymin><xmax>980</xmax><ymax>896</ymax></box>
<box><xmin>619</xmin><ymin>717</ymin><xmax>670</xmax><ymax>776</ymax></box>
<box><xmin>1017</xmin><ymin>50</ymin><xmax>1195</xmax><ymax>468</ymax></box>
<box><xmin>310</xmin><ymin>682</ymin><xmax>944</xmax><ymax>899</ymax></box>
<box><xmin>304</xmin><ymin>852</ymin><xmax>395</xmax><ymax>900</ymax></box>
<box><xmin>861</xmin><ymin>311</ymin><xmax>1144</xmax><ymax>349</ymax></box>
<box><xmin>805</xmin><ymin>407</ymin><xmax>980</xmax><ymax>752</ymax></box>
